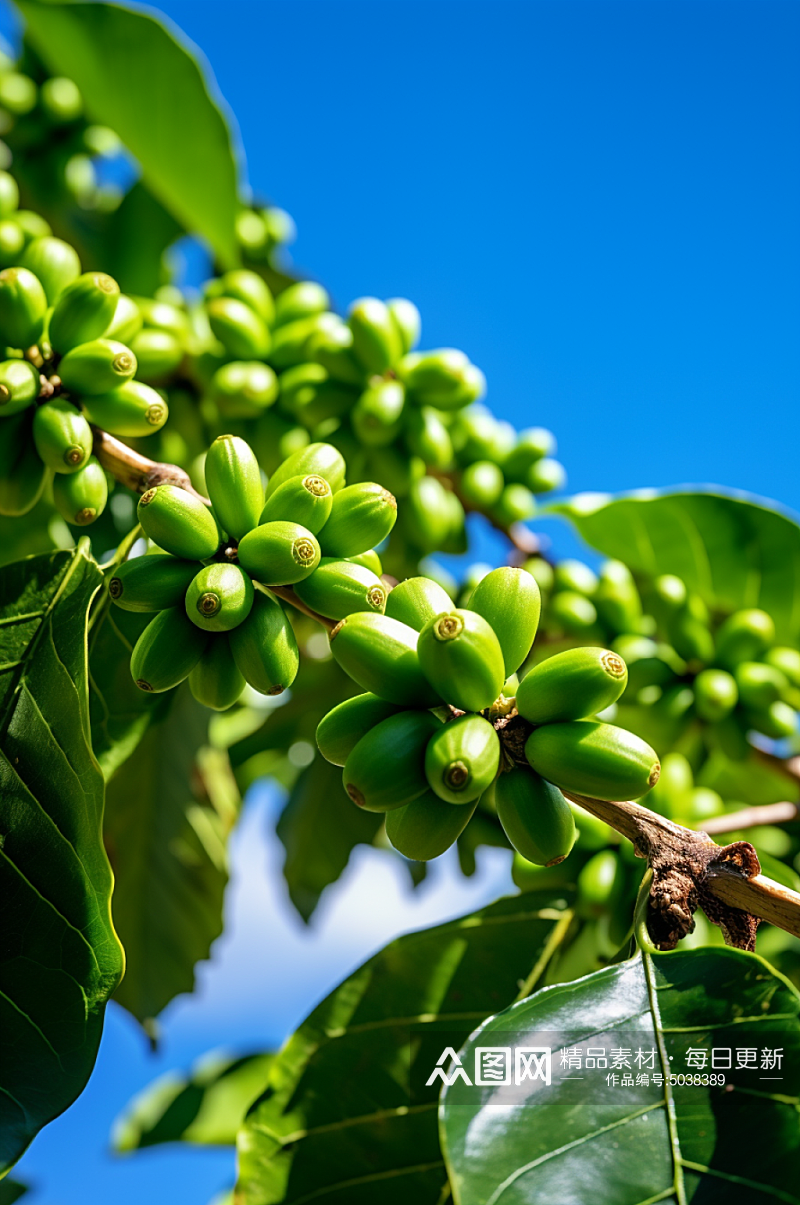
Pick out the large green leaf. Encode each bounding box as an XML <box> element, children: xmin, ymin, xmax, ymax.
<box><xmin>276</xmin><ymin>756</ymin><xmax>383</xmax><ymax>923</ymax></box>
<box><xmin>16</xmin><ymin>0</ymin><xmax>242</xmax><ymax>268</ymax></box>
<box><xmin>552</xmin><ymin>490</ymin><xmax>800</xmax><ymax>642</ymax></box>
<box><xmin>105</xmin><ymin>686</ymin><xmax>241</xmax><ymax>1027</ymax></box>
<box><xmin>0</xmin><ymin>546</ymin><xmax>124</xmax><ymax>1174</ymax></box>
<box><xmin>235</xmin><ymin>891</ymin><xmax>574</xmax><ymax>1205</ymax></box>
<box><xmin>0</xmin><ymin>1180</ymin><xmax>28</xmax><ymax>1204</ymax></box>
<box><xmin>113</xmin><ymin>1050</ymin><xmax>274</xmax><ymax>1151</ymax></box>
<box><xmin>81</xmin><ymin>180</ymin><xmax>184</xmax><ymax>295</ymax></box>
<box><xmin>442</xmin><ymin>943</ymin><xmax>800</xmax><ymax>1204</ymax></box>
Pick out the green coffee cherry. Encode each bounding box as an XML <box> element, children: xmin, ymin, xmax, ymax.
<box><xmin>525</xmin><ymin>720</ymin><xmax>661</xmax><ymax>802</ymax></box>
<box><xmin>517</xmin><ymin>647</ymin><xmax>628</xmax><ymax>724</ymax></box>
<box><xmin>58</xmin><ymin>338</ymin><xmax>137</xmax><ymax>395</ymax></box>
<box><xmin>205</xmin><ymin>434</ymin><xmax>264</xmax><ymax>541</ymax></box>
<box><xmin>651</xmin><ymin>573</ymin><xmax>687</xmax><ymax>619</ymax></box>
<box><xmin>468</xmin><ymin>567</ymin><xmax>541</xmax><ymax>676</ymax></box>
<box><xmin>453</xmin><ymin>409</ymin><xmax>514</xmax><ymax>463</ymax></box>
<box><xmin>270</xmin><ymin>311</ymin><xmax>340</xmax><ymax>370</ymax></box>
<box><xmin>387</xmin><ymin>298</ymin><xmax>421</xmax><ymax>355</ymax></box>
<box><xmin>418</xmin><ymin>609</ymin><xmax>505</xmax><ymax>713</ymax></box>
<box><xmin>274</xmin><ymin>280</ymin><xmax>329</xmax><ymax>326</ymax></box>
<box><xmin>209</xmin><ymin>360</ymin><xmax>278</xmax><ymax>418</ymax></box>
<box><xmin>209</xmin><ymin>269</ymin><xmax>275</xmax><ymax>325</ymax></box>
<box><xmin>550</xmin><ymin>591</ymin><xmax>598</xmax><ymax>633</ymax></box>
<box><xmin>646</xmin><ymin>752</ymin><xmax>693</xmax><ymax>820</ymax></box>
<box><xmin>0</xmin><ymin>72</ymin><xmax>37</xmax><ymax>115</ymax></box>
<box><xmin>52</xmin><ymin>456</ymin><xmax>107</xmax><ymax>525</ymax></box>
<box><xmin>424</xmin><ymin>714</ymin><xmax>500</xmax><ymax>804</ymax></box>
<box><xmin>577</xmin><ymin>850</ymin><xmax>623</xmax><ymax>917</ymax></box>
<box><xmin>494</xmin><ymin>767</ymin><xmax>576</xmax><ymax>866</ymax></box>
<box><xmin>492</xmin><ymin>484</ymin><xmax>535</xmax><ymax>526</ymax></box>
<box><xmin>109</xmin><ymin>554</ymin><xmax>199</xmax><ymax>613</ymax></box>
<box><xmin>0</xmin><ymin>266</ymin><xmax>47</xmax><ymax>348</ymax></box>
<box><xmin>316</xmin><ymin>693</ymin><xmax>401</xmax><ymax>766</ymax></box>
<box><xmin>715</xmin><ymin>608</ymin><xmax>775</xmax><ymax>669</ymax></box>
<box><xmin>228</xmin><ymin>590</ymin><xmax>299</xmax><ymax>695</ymax></box>
<box><xmin>503</xmin><ymin>428</ymin><xmax>556</xmax><ymax>481</ymax></box>
<box><xmin>386</xmin><ymin>792</ymin><xmax>477</xmax><ymax>862</ymax></box>
<box><xmin>343</xmin><ymin>710</ymin><xmax>441</xmax><ymax>811</ymax></box>
<box><xmin>105</xmin><ymin>294</ymin><xmax>143</xmax><ymax>344</ymax></box>
<box><xmin>188</xmin><ymin>634</ymin><xmax>246</xmax><ymax>711</ymax></box>
<box><xmin>0</xmin><ymin>413</ymin><xmax>49</xmax><ymax>515</ymax></box>
<box><xmin>48</xmin><ymin>271</ymin><xmax>119</xmax><ymax>353</ymax></box>
<box><xmin>19</xmin><ymin>237</ymin><xmax>81</xmax><ymax>304</ymax></box>
<box><xmin>329</xmin><ymin>612</ymin><xmax>441</xmax><ymax>707</ymax></box>
<box><xmin>594</xmin><ymin>560</ymin><xmax>642</xmax><ymax>634</ymax></box>
<box><xmin>0</xmin><ymin>170</ymin><xmax>19</xmax><ymax>217</ymax></box>
<box><xmin>404</xmin><ymin>406</ymin><xmax>453</xmax><ymax>468</ymax></box>
<box><xmin>664</xmin><ymin>593</ymin><xmax>714</xmax><ymax>663</ymax></box>
<box><xmin>460</xmin><ymin>460</ymin><xmax>504</xmax><ymax>509</ymax></box>
<box><xmin>385</xmin><ymin>576</ymin><xmax>452</xmax><ymax>631</ymax></box>
<box><xmin>553</xmin><ymin>560</ymin><xmax>597</xmax><ymax>596</ymax></box>
<box><xmin>237</xmin><ymin>520</ymin><xmax>320</xmax><ymax>585</ymax></box>
<box><xmin>0</xmin><ymin>220</ymin><xmax>25</xmax><ymax>266</ymax></box>
<box><xmin>207</xmin><ymin>296</ymin><xmax>270</xmax><ymax>359</ymax></box>
<box><xmin>80</xmin><ymin>380</ymin><xmax>168</xmax><ymax>437</ymax></box>
<box><xmin>523</xmin><ymin>556</ymin><xmax>555</xmax><ymax>593</ymax></box>
<box><xmin>400</xmin><ymin>348</ymin><xmax>467</xmax><ymax>394</ymax></box>
<box><xmin>352</xmin><ymin>380</ymin><xmax>405</xmax><ymax>446</ymax></box>
<box><xmin>41</xmin><ymin>76</ymin><xmax>83</xmax><ymax>122</ymax></box>
<box><xmin>185</xmin><ymin>562</ymin><xmax>254</xmax><ymax>632</ymax></box>
<box><xmin>0</xmin><ymin>358</ymin><xmax>40</xmax><ymax>416</ymax></box>
<box><xmin>264</xmin><ymin>441</ymin><xmax>346</xmax><ymax>499</ymax></box>
<box><xmin>309</xmin><ymin>321</ymin><xmax>366</xmax><ymax>386</ymax></box>
<box><xmin>401</xmin><ymin>475</ymin><xmax>452</xmax><ymax>553</ymax></box>
<box><xmin>15</xmin><ymin>211</ymin><xmax>52</xmax><ymax>242</ymax></box>
<box><xmin>685</xmin><ymin>787</ymin><xmax>725</xmax><ymax>825</ymax></box>
<box><xmin>765</xmin><ymin>647</ymin><xmax>800</xmax><ymax>688</ymax></box>
<box><xmin>129</xmin><ymin>329</ymin><xmax>183</xmax><ymax>382</ymax></box>
<box><xmin>347</xmin><ymin>297</ymin><xmax>401</xmax><ymax>374</ymax></box>
<box><xmin>691</xmin><ymin>667</ymin><xmax>738</xmax><ymax>722</ymax></box>
<box><xmin>348</xmin><ymin>549</ymin><xmax>383</xmax><ymax>575</ymax></box>
<box><xmin>526</xmin><ymin>457</ymin><xmax>566</xmax><ymax>494</ymax></box>
<box><xmin>748</xmin><ymin>700</ymin><xmax>797</xmax><ymax>739</ymax></box>
<box><xmin>259</xmin><ymin>473</ymin><xmax>332</xmax><ymax>534</ymax></box>
<box><xmin>137</xmin><ymin>483</ymin><xmax>220</xmax><ymax>560</ymax></box>
<box><xmin>280</xmin><ymin>363</ymin><xmax>357</xmax><ymax>427</ymax></box>
<box><xmin>294</xmin><ymin>558</ymin><xmax>386</xmax><ymax>620</ymax></box>
<box><xmin>318</xmin><ymin>482</ymin><xmax>397</xmax><ymax>557</ymax></box>
<box><xmin>130</xmin><ymin>607</ymin><xmax>209</xmax><ymax>693</ymax></box>
<box><xmin>735</xmin><ymin>661</ymin><xmax>788</xmax><ymax>709</ymax></box>
<box><xmin>32</xmin><ymin>399</ymin><xmax>92</xmax><ymax>473</ymax></box>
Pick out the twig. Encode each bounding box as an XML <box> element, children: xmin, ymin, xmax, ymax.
<box><xmin>564</xmin><ymin>791</ymin><xmax>800</xmax><ymax>942</ymax></box>
<box><xmin>269</xmin><ymin>585</ymin><xmax>336</xmax><ymax>633</ymax></box>
<box><xmin>92</xmin><ymin>428</ymin><xmax>208</xmax><ymax>502</ymax></box>
<box><xmin>702</xmin><ymin>801</ymin><xmax>799</xmax><ymax>835</ymax></box>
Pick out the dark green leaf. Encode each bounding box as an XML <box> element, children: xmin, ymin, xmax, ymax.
<box><xmin>105</xmin><ymin>686</ymin><xmax>241</xmax><ymax>1026</ymax></box>
<box><xmin>89</xmin><ymin>598</ymin><xmax>161</xmax><ymax>780</ymax></box>
<box><xmin>277</xmin><ymin>756</ymin><xmax>382</xmax><ymax>923</ymax></box>
<box><xmin>113</xmin><ymin>1050</ymin><xmax>273</xmax><ymax>1151</ymax></box>
<box><xmin>17</xmin><ymin>0</ymin><xmax>241</xmax><ymax>267</ymax></box>
<box><xmin>0</xmin><ymin>1179</ymin><xmax>28</xmax><ymax>1204</ymax></box>
<box><xmin>442</xmin><ymin>944</ymin><xmax>800</xmax><ymax>1204</ymax></box>
<box><xmin>0</xmin><ymin>545</ymin><xmax>124</xmax><ymax>1174</ymax></box>
<box><xmin>82</xmin><ymin>181</ymin><xmax>183</xmax><ymax>295</ymax></box>
<box><xmin>236</xmin><ymin>891</ymin><xmax>574</xmax><ymax>1205</ymax></box>
<box><xmin>552</xmin><ymin>491</ymin><xmax>800</xmax><ymax>641</ymax></box>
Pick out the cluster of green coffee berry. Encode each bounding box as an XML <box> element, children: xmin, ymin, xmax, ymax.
<box><xmin>316</xmin><ymin>565</ymin><xmax>660</xmax><ymax>863</ymax></box>
<box><xmin>0</xmin><ymin>222</ymin><xmax>169</xmax><ymax>524</ymax></box>
<box><xmin>109</xmin><ymin>438</ymin><xmax>398</xmax><ymax>709</ymax></box>
<box><xmin>524</xmin><ymin>555</ymin><xmax>800</xmax><ymax>755</ymax></box>
<box><xmin>0</xmin><ymin>49</ymin><xmax>121</xmax><ymax>213</ymax></box>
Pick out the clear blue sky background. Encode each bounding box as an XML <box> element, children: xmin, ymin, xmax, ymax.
<box><xmin>6</xmin><ymin>0</ymin><xmax>800</xmax><ymax>1201</ymax></box>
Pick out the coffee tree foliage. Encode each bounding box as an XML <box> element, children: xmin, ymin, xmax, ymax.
<box><xmin>2</xmin><ymin>3</ymin><xmax>800</xmax><ymax>1202</ymax></box>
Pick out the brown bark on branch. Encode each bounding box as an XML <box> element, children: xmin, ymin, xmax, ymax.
<box><xmin>564</xmin><ymin>791</ymin><xmax>800</xmax><ymax>947</ymax></box>
<box><xmin>702</xmin><ymin>801</ymin><xmax>799</xmax><ymax>834</ymax></box>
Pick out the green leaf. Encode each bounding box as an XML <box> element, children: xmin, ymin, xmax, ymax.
<box><xmin>552</xmin><ymin>490</ymin><xmax>800</xmax><ymax>641</ymax></box>
<box><xmin>0</xmin><ymin>546</ymin><xmax>124</xmax><ymax>1175</ymax></box>
<box><xmin>89</xmin><ymin>597</ymin><xmax>161</xmax><ymax>780</ymax></box>
<box><xmin>236</xmin><ymin>891</ymin><xmax>574</xmax><ymax>1205</ymax></box>
<box><xmin>81</xmin><ymin>181</ymin><xmax>184</xmax><ymax>296</ymax></box>
<box><xmin>105</xmin><ymin>686</ymin><xmax>241</xmax><ymax>1026</ymax></box>
<box><xmin>442</xmin><ymin>944</ymin><xmax>800</xmax><ymax>1204</ymax></box>
<box><xmin>0</xmin><ymin>1180</ymin><xmax>28</xmax><ymax>1204</ymax></box>
<box><xmin>16</xmin><ymin>0</ymin><xmax>242</xmax><ymax>268</ymax></box>
<box><xmin>113</xmin><ymin>1050</ymin><xmax>273</xmax><ymax>1151</ymax></box>
<box><xmin>277</xmin><ymin>756</ymin><xmax>383</xmax><ymax>923</ymax></box>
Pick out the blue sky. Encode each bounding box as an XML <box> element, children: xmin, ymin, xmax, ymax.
<box><xmin>7</xmin><ymin>0</ymin><xmax>800</xmax><ymax>1201</ymax></box>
